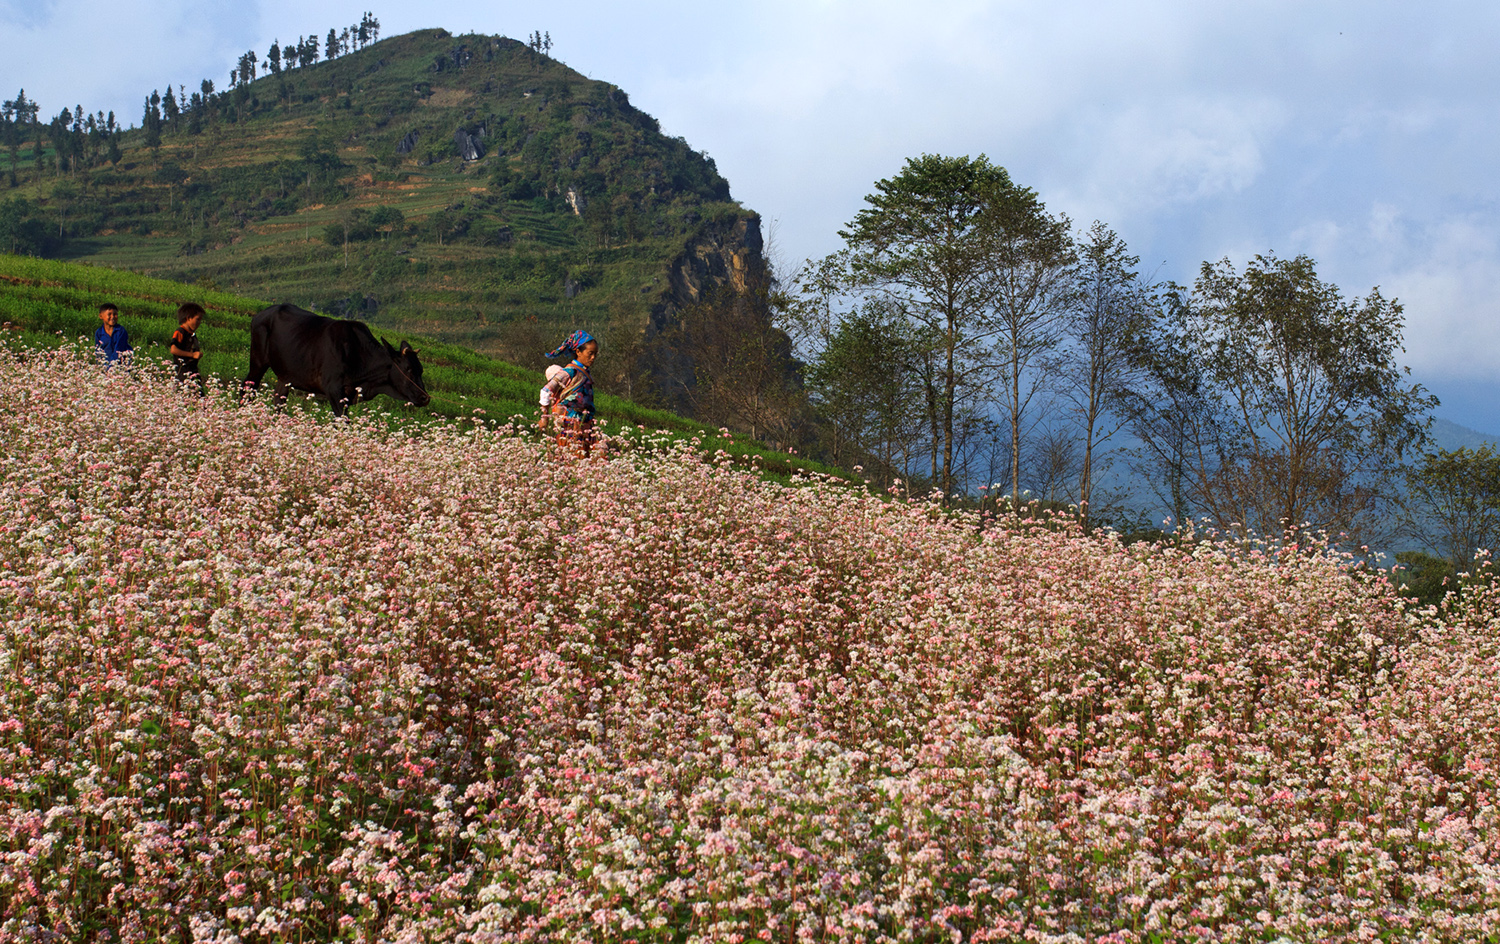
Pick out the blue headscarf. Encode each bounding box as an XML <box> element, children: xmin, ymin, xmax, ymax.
<box><xmin>545</xmin><ymin>330</ymin><xmax>595</xmax><ymax>360</ymax></box>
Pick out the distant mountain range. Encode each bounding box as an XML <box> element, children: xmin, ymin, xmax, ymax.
<box><xmin>1429</xmin><ymin>416</ymin><xmax>1499</xmax><ymax>450</ymax></box>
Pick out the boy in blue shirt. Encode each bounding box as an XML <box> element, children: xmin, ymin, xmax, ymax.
<box><xmin>94</xmin><ymin>303</ymin><xmax>132</xmax><ymax>364</ymax></box>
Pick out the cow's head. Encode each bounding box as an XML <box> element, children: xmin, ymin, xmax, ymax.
<box><xmin>384</xmin><ymin>339</ymin><xmax>430</xmax><ymax>407</ymax></box>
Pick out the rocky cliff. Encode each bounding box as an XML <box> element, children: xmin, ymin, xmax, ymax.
<box><xmin>648</xmin><ymin>213</ymin><xmax>768</xmax><ymax>335</ymax></box>
<box><xmin>641</xmin><ymin>212</ymin><xmax>802</xmax><ymax>418</ymax></box>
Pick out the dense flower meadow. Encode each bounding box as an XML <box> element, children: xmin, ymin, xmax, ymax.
<box><xmin>1</xmin><ymin>343</ymin><xmax>1498</xmax><ymax>943</ymax></box>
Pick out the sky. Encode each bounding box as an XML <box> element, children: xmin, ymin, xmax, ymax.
<box><xmin>3</xmin><ymin>0</ymin><xmax>1498</xmax><ymax>432</ymax></box>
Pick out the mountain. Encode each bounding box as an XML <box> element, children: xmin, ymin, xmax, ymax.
<box><xmin>1429</xmin><ymin>416</ymin><xmax>1500</xmax><ymax>451</ymax></box>
<box><xmin>0</xmin><ymin>28</ymin><xmax>769</xmax><ymax>405</ymax></box>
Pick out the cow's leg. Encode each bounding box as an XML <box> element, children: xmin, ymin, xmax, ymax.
<box><xmin>323</xmin><ymin>370</ymin><xmax>356</xmax><ymax>418</ymax></box>
<box><xmin>272</xmin><ymin>380</ymin><xmax>292</xmax><ymax>409</ymax></box>
<box><xmin>240</xmin><ymin>363</ymin><xmax>270</xmax><ymax>403</ymax></box>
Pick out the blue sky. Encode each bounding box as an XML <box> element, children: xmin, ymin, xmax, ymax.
<box><xmin>3</xmin><ymin>0</ymin><xmax>1498</xmax><ymax>432</ymax></box>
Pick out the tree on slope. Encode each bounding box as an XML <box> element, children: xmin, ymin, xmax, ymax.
<box><xmin>1052</xmin><ymin>222</ymin><xmax>1161</xmax><ymax>523</ymax></box>
<box><xmin>818</xmin><ymin>154</ymin><xmax>1068</xmax><ymax>498</ymax></box>
<box><xmin>1170</xmin><ymin>254</ymin><xmax>1434</xmax><ymax>542</ymax></box>
<box><xmin>4</xmin><ymin>90</ymin><xmax>40</xmax><ymax>172</ymax></box>
<box><xmin>806</xmin><ymin>299</ymin><xmax>926</xmax><ymax>485</ymax></box>
<box><xmin>1400</xmin><ymin>446</ymin><xmax>1500</xmax><ymax>567</ymax></box>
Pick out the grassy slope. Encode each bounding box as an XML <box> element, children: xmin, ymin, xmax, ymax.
<box><xmin>0</xmin><ymin>253</ymin><xmax>848</xmax><ymax>482</ymax></box>
<box><xmin>9</xmin><ymin>29</ymin><xmax>746</xmax><ymax>365</ymax></box>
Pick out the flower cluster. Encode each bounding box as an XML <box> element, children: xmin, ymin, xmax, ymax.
<box><xmin>0</xmin><ymin>343</ymin><xmax>1496</xmax><ymax>942</ymax></box>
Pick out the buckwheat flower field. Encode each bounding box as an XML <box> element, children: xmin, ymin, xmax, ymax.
<box><xmin>1</xmin><ymin>344</ymin><xmax>1497</xmax><ymax>943</ymax></box>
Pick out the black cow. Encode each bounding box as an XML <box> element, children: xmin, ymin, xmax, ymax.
<box><xmin>241</xmin><ymin>304</ymin><xmax>430</xmax><ymax>416</ymax></box>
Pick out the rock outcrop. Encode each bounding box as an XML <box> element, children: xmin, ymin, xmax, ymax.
<box><xmin>642</xmin><ymin>213</ymin><xmax>792</xmax><ymax>413</ymax></box>
<box><xmin>648</xmin><ymin>213</ymin><xmax>767</xmax><ymax>335</ymax></box>
<box><xmin>453</xmin><ymin>129</ymin><xmax>484</xmax><ymax>161</ymax></box>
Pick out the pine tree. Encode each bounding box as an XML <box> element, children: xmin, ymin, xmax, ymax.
<box><xmin>142</xmin><ymin>92</ymin><xmax>162</xmax><ymax>154</ymax></box>
<box><xmin>3</xmin><ymin>90</ymin><xmax>39</xmax><ymax>172</ymax></box>
<box><xmin>161</xmin><ymin>84</ymin><xmax>179</xmax><ymax>127</ymax></box>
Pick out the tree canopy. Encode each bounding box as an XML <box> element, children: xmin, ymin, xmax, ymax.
<box><xmin>1154</xmin><ymin>254</ymin><xmax>1435</xmax><ymax>541</ymax></box>
<box><xmin>815</xmin><ymin>153</ymin><xmax>1070</xmax><ymax>497</ymax></box>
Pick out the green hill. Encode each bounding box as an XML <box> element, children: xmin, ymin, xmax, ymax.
<box><xmin>0</xmin><ymin>28</ymin><xmax>767</xmax><ymax>404</ymax></box>
<box><xmin>0</xmin><ymin>253</ymin><xmax>843</xmax><ymax>483</ymax></box>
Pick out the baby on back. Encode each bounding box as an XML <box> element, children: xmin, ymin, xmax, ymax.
<box><xmin>539</xmin><ymin>364</ymin><xmax>566</xmax><ymax>408</ymax></box>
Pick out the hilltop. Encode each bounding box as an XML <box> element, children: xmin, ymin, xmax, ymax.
<box><xmin>1</xmin><ymin>28</ymin><xmax>770</xmax><ymax>407</ymax></box>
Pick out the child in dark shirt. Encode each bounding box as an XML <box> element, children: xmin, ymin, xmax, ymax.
<box><xmin>170</xmin><ymin>302</ymin><xmax>206</xmax><ymax>396</ymax></box>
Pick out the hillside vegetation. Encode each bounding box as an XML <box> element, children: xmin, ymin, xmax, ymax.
<box><xmin>1</xmin><ymin>28</ymin><xmax>758</xmax><ymax>382</ymax></box>
<box><xmin>0</xmin><ymin>252</ymin><xmax>841</xmax><ymax>481</ymax></box>
<box><xmin>1</xmin><ymin>332</ymin><xmax>1497</xmax><ymax>941</ymax></box>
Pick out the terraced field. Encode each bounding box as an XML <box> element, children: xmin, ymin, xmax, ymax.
<box><xmin>0</xmin><ymin>253</ymin><xmax>846</xmax><ymax>482</ymax></box>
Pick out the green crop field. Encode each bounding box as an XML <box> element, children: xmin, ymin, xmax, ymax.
<box><xmin>0</xmin><ymin>253</ymin><xmax>850</xmax><ymax>484</ymax></box>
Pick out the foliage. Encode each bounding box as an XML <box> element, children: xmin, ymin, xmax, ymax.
<box><xmin>1401</xmin><ymin>445</ymin><xmax>1500</xmax><ymax>566</ymax></box>
<box><xmin>1147</xmin><ymin>254</ymin><xmax>1435</xmax><ymax>543</ymax></box>
<box><xmin>1052</xmin><ymin>221</ymin><xmax>1160</xmax><ymax>522</ymax></box>
<box><xmin>1392</xmin><ymin>549</ymin><xmax>1459</xmax><ymax>607</ymax></box>
<box><xmin>805</xmin><ymin>299</ymin><xmax>925</xmax><ymax>487</ymax></box>
<box><xmin>651</xmin><ymin>283</ymin><xmax>807</xmax><ymax>446</ymax></box>
<box><xmin>0</xmin><ymin>198</ymin><xmax>55</xmax><ymax>256</ymax></box>
<box><xmin>809</xmin><ymin>154</ymin><xmax>1072</xmax><ymax>499</ymax></box>
<box><xmin>1</xmin><ymin>344</ymin><xmax>1497</xmax><ymax>940</ymax></box>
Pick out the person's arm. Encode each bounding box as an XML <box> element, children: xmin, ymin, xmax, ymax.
<box><xmin>118</xmin><ymin>327</ymin><xmax>132</xmax><ymax>352</ymax></box>
<box><xmin>169</xmin><ymin>331</ymin><xmax>201</xmax><ymax>360</ymax></box>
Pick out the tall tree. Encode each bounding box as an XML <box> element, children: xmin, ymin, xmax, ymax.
<box><xmin>3</xmin><ymin>90</ymin><xmax>39</xmax><ymax>172</ymax></box>
<box><xmin>47</xmin><ymin>108</ymin><xmax>71</xmax><ymax>176</ymax></box>
<box><xmin>984</xmin><ymin>177</ymin><xmax>1074</xmax><ymax>500</ymax></box>
<box><xmin>142</xmin><ymin>92</ymin><xmax>162</xmax><ymax>156</ymax></box>
<box><xmin>820</xmin><ymin>153</ymin><xmax>1063</xmax><ymax>497</ymax></box>
<box><xmin>806</xmin><ymin>299</ymin><xmax>926</xmax><ymax>484</ymax></box>
<box><xmin>160</xmin><ymin>84</ymin><xmax>179</xmax><ymax>127</ymax></box>
<box><xmin>1117</xmin><ymin>309</ymin><xmax>1211</xmax><ymax>529</ymax></box>
<box><xmin>267</xmin><ymin>40</ymin><xmax>282</xmax><ymax>75</ymax></box>
<box><xmin>325</xmin><ymin>29</ymin><xmax>339</xmax><ymax>62</ymax></box>
<box><xmin>1054</xmin><ymin>222</ymin><xmax>1160</xmax><ymax>522</ymax></box>
<box><xmin>1400</xmin><ymin>446</ymin><xmax>1500</xmax><ymax>567</ymax></box>
<box><xmin>1172</xmin><ymin>254</ymin><xmax>1435</xmax><ymax>542</ymax></box>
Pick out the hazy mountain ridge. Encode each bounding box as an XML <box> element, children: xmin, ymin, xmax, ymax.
<box><xmin>1429</xmin><ymin>416</ymin><xmax>1499</xmax><ymax>450</ymax></box>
